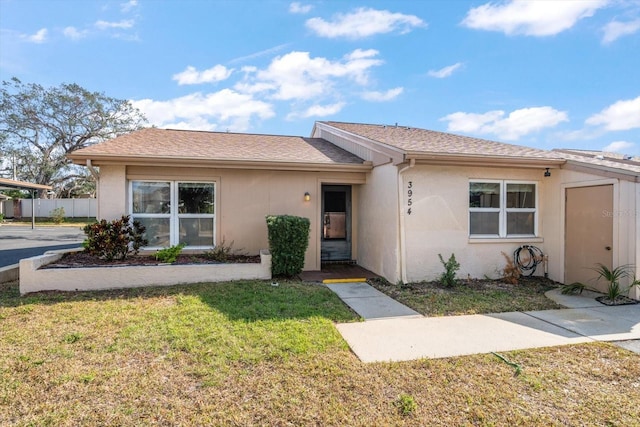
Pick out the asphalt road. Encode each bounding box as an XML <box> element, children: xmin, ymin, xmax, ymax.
<box><xmin>0</xmin><ymin>225</ymin><xmax>85</xmax><ymax>267</ymax></box>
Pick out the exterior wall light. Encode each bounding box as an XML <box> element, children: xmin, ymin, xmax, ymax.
<box><xmin>304</xmin><ymin>192</ymin><xmax>311</xmax><ymax>202</ymax></box>
<box><xmin>544</xmin><ymin>168</ymin><xmax>551</xmax><ymax>177</ymax></box>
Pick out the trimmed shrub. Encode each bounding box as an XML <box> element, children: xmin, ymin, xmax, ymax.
<box><xmin>83</xmin><ymin>215</ymin><xmax>147</xmax><ymax>261</ymax></box>
<box><xmin>266</xmin><ymin>215</ymin><xmax>310</xmax><ymax>277</ymax></box>
<box><xmin>155</xmin><ymin>243</ymin><xmax>185</xmax><ymax>263</ymax></box>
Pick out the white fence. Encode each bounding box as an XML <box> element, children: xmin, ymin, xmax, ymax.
<box><xmin>1</xmin><ymin>198</ymin><xmax>97</xmax><ymax>218</ymax></box>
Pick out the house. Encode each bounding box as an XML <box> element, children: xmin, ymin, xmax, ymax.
<box><xmin>68</xmin><ymin>121</ymin><xmax>640</xmax><ymax>298</ymax></box>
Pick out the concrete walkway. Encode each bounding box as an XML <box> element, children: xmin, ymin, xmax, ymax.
<box><xmin>326</xmin><ymin>283</ymin><xmax>640</xmax><ymax>362</ymax></box>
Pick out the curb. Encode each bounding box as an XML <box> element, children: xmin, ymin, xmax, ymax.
<box><xmin>0</xmin><ymin>264</ymin><xmax>19</xmax><ymax>283</ymax></box>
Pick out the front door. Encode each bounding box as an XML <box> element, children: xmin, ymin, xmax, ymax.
<box><xmin>321</xmin><ymin>185</ymin><xmax>352</xmax><ymax>262</ymax></box>
<box><xmin>565</xmin><ymin>185</ymin><xmax>613</xmax><ymax>290</ymax></box>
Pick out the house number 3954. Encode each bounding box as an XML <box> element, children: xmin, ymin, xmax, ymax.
<box><xmin>407</xmin><ymin>181</ymin><xmax>413</xmax><ymax>215</ymax></box>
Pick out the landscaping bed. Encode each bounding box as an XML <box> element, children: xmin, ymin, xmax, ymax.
<box><xmin>368</xmin><ymin>276</ymin><xmax>564</xmax><ymax>316</ymax></box>
<box><xmin>19</xmin><ymin>249</ymin><xmax>271</xmax><ymax>295</ymax></box>
<box><xmin>43</xmin><ymin>250</ymin><xmax>261</xmax><ymax>268</ymax></box>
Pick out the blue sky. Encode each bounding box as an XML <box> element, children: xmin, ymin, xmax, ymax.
<box><xmin>1</xmin><ymin>0</ymin><xmax>639</xmax><ymax>154</ymax></box>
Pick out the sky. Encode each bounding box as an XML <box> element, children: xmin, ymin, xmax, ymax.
<box><xmin>1</xmin><ymin>0</ymin><xmax>639</xmax><ymax>155</ymax></box>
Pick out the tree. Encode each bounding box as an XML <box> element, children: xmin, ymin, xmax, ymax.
<box><xmin>0</xmin><ymin>78</ymin><xmax>147</xmax><ymax>197</ymax></box>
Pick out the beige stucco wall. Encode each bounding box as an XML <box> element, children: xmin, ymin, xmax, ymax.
<box><xmin>544</xmin><ymin>169</ymin><xmax>638</xmax><ymax>297</ymax></box>
<box><xmin>400</xmin><ymin>165</ymin><xmax>550</xmax><ymax>282</ymax></box>
<box><xmin>400</xmin><ymin>164</ymin><xmax>638</xmax><ymax>293</ymax></box>
<box><xmin>98</xmin><ymin>165</ymin><xmax>126</xmax><ymax>220</ymax></box>
<box><xmin>98</xmin><ymin>165</ymin><xmax>365</xmax><ymax>272</ymax></box>
<box><xmin>355</xmin><ymin>163</ymin><xmax>401</xmax><ymax>282</ymax></box>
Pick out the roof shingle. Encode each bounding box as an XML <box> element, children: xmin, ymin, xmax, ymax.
<box><xmin>320</xmin><ymin>121</ymin><xmax>564</xmax><ymax>160</ymax></box>
<box><xmin>70</xmin><ymin>128</ymin><xmax>366</xmax><ymax>165</ymax></box>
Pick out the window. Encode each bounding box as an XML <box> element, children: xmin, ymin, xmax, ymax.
<box><xmin>469</xmin><ymin>180</ymin><xmax>536</xmax><ymax>237</ymax></box>
<box><xmin>131</xmin><ymin>181</ymin><xmax>215</xmax><ymax>248</ymax></box>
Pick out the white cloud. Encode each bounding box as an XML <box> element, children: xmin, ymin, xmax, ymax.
<box><xmin>361</xmin><ymin>87</ymin><xmax>404</xmax><ymax>102</ymax></box>
<box><xmin>23</xmin><ymin>28</ymin><xmax>47</xmax><ymax>43</ymax></box>
<box><xmin>441</xmin><ymin>111</ymin><xmax>504</xmax><ymax>133</ymax></box>
<box><xmin>462</xmin><ymin>0</ymin><xmax>608</xmax><ymax>36</ymax></box>
<box><xmin>120</xmin><ymin>0</ymin><xmax>138</xmax><ymax>13</ymax></box>
<box><xmin>428</xmin><ymin>62</ymin><xmax>463</xmax><ymax>78</ymax></box>
<box><xmin>289</xmin><ymin>2</ymin><xmax>312</xmax><ymax>14</ymax></box>
<box><xmin>63</xmin><ymin>26</ymin><xmax>88</xmax><ymax>40</ymax></box>
<box><xmin>602</xmin><ymin>19</ymin><xmax>640</xmax><ymax>44</ymax></box>
<box><xmin>306</xmin><ymin>7</ymin><xmax>425</xmax><ymax>39</ymax></box>
<box><xmin>238</xmin><ymin>49</ymin><xmax>384</xmax><ymax>101</ymax></box>
<box><xmin>172</xmin><ymin>65</ymin><xmax>233</xmax><ymax>85</ymax></box>
<box><xmin>441</xmin><ymin>106</ymin><xmax>568</xmax><ymax>140</ymax></box>
<box><xmin>586</xmin><ymin>96</ymin><xmax>640</xmax><ymax>130</ymax></box>
<box><xmin>95</xmin><ymin>19</ymin><xmax>134</xmax><ymax>30</ymax></box>
<box><xmin>602</xmin><ymin>140</ymin><xmax>636</xmax><ymax>153</ymax></box>
<box><xmin>132</xmin><ymin>89</ymin><xmax>275</xmax><ymax>132</ymax></box>
<box><xmin>287</xmin><ymin>102</ymin><xmax>346</xmax><ymax>120</ymax></box>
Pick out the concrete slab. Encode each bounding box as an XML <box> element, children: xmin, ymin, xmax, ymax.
<box><xmin>613</xmin><ymin>340</ymin><xmax>640</xmax><ymax>354</ymax></box>
<box><xmin>326</xmin><ymin>278</ymin><xmax>640</xmax><ymax>362</ymax></box>
<box><xmin>526</xmin><ymin>307</ymin><xmax>640</xmax><ymax>342</ymax></box>
<box><xmin>326</xmin><ymin>282</ymin><xmax>386</xmax><ymax>298</ymax></box>
<box><xmin>545</xmin><ymin>289</ymin><xmax>604</xmax><ymax>308</ymax></box>
<box><xmin>325</xmin><ymin>282</ymin><xmax>421</xmax><ymax>320</ymax></box>
<box><xmin>336</xmin><ymin>313</ymin><xmax>592</xmax><ymax>363</ymax></box>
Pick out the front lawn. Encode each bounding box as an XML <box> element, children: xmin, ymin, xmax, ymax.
<box><xmin>369</xmin><ymin>276</ymin><xmax>564</xmax><ymax>316</ymax></box>
<box><xmin>1</xmin><ymin>280</ymin><xmax>638</xmax><ymax>426</ymax></box>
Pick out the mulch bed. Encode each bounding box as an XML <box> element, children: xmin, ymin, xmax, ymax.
<box><xmin>595</xmin><ymin>295</ymin><xmax>639</xmax><ymax>306</ymax></box>
<box><xmin>43</xmin><ymin>251</ymin><xmax>261</xmax><ymax>269</ymax></box>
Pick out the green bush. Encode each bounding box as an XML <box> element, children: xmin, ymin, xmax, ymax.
<box><xmin>49</xmin><ymin>207</ymin><xmax>65</xmax><ymax>224</ymax></box>
<box><xmin>155</xmin><ymin>243</ymin><xmax>185</xmax><ymax>263</ymax></box>
<box><xmin>83</xmin><ymin>215</ymin><xmax>147</xmax><ymax>261</ymax></box>
<box><xmin>438</xmin><ymin>253</ymin><xmax>460</xmax><ymax>287</ymax></box>
<box><xmin>203</xmin><ymin>238</ymin><xmax>235</xmax><ymax>262</ymax></box>
<box><xmin>266</xmin><ymin>215</ymin><xmax>310</xmax><ymax>277</ymax></box>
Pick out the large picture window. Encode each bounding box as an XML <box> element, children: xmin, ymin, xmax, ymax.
<box><xmin>131</xmin><ymin>181</ymin><xmax>215</xmax><ymax>248</ymax></box>
<box><xmin>469</xmin><ymin>180</ymin><xmax>537</xmax><ymax>237</ymax></box>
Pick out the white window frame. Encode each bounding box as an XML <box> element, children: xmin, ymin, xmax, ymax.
<box><xmin>469</xmin><ymin>180</ymin><xmax>538</xmax><ymax>238</ymax></box>
<box><xmin>129</xmin><ymin>180</ymin><xmax>216</xmax><ymax>249</ymax></box>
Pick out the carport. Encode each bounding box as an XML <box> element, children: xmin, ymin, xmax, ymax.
<box><xmin>0</xmin><ymin>178</ymin><xmax>53</xmax><ymax>229</ymax></box>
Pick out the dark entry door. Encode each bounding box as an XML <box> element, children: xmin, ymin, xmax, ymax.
<box><xmin>321</xmin><ymin>185</ymin><xmax>351</xmax><ymax>262</ymax></box>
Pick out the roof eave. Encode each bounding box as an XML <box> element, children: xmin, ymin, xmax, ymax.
<box><xmin>0</xmin><ymin>178</ymin><xmax>53</xmax><ymax>191</ymax></box>
<box><xmin>68</xmin><ymin>154</ymin><xmax>373</xmax><ymax>173</ymax></box>
<box><xmin>314</xmin><ymin>121</ymin><xmax>406</xmax><ymax>165</ymax></box>
<box><xmin>562</xmin><ymin>160</ymin><xmax>640</xmax><ymax>182</ymax></box>
<box><xmin>405</xmin><ymin>152</ymin><xmax>566</xmax><ymax>168</ymax></box>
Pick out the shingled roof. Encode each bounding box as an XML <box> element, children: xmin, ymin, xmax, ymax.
<box><xmin>553</xmin><ymin>149</ymin><xmax>640</xmax><ymax>176</ymax></box>
<box><xmin>69</xmin><ymin>128</ymin><xmax>367</xmax><ymax>168</ymax></box>
<box><xmin>320</xmin><ymin>121</ymin><xmax>564</xmax><ymax>161</ymax></box>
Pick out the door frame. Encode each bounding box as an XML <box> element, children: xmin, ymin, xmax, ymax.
<box><xmin>560</xmin><ymin>179</ymin><xmax>619</xmax><ymax>284</ymax></box>
<box><xmin>321</xmin><ymin>184</ymin><xmax>352</xmax><ymax>262</ymax></box>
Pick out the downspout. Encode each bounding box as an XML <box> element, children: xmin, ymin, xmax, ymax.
<box><xmin>86</xmin><ymin>159</ymin><xmax>100</xmax><ymax>219</ymax></box>
<box><xmin>397</xmin><ymin>158</ymin><xmax>415</xmax><ymax>284</ymax></box>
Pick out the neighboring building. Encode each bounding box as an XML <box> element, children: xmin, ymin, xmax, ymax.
<box><xmin>68</xmin><ymin>121</ymin><xmax>640</xmax><ymax>298</ymax></box>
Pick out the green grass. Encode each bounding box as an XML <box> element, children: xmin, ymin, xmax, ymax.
<box><xmin>1</xmin><ymin>279</ymin><xmax>638</xmax><ymax>426</ymax></box>
<box><xmin>369</xmin><ymin>276</ymin><xmax>563</xmax><ymax>316</ymax></box>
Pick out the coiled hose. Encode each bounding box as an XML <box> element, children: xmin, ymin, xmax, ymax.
<box><xmin>513</xmin><ymin>245</ymin><xmax>544</xmax><ymax>277</ymax></box>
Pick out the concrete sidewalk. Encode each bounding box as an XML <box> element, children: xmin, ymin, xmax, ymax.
<box><xmin>327</xmin><ymin>283</ymin><xmax>640</xmax><ymax>362</ymax></box>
